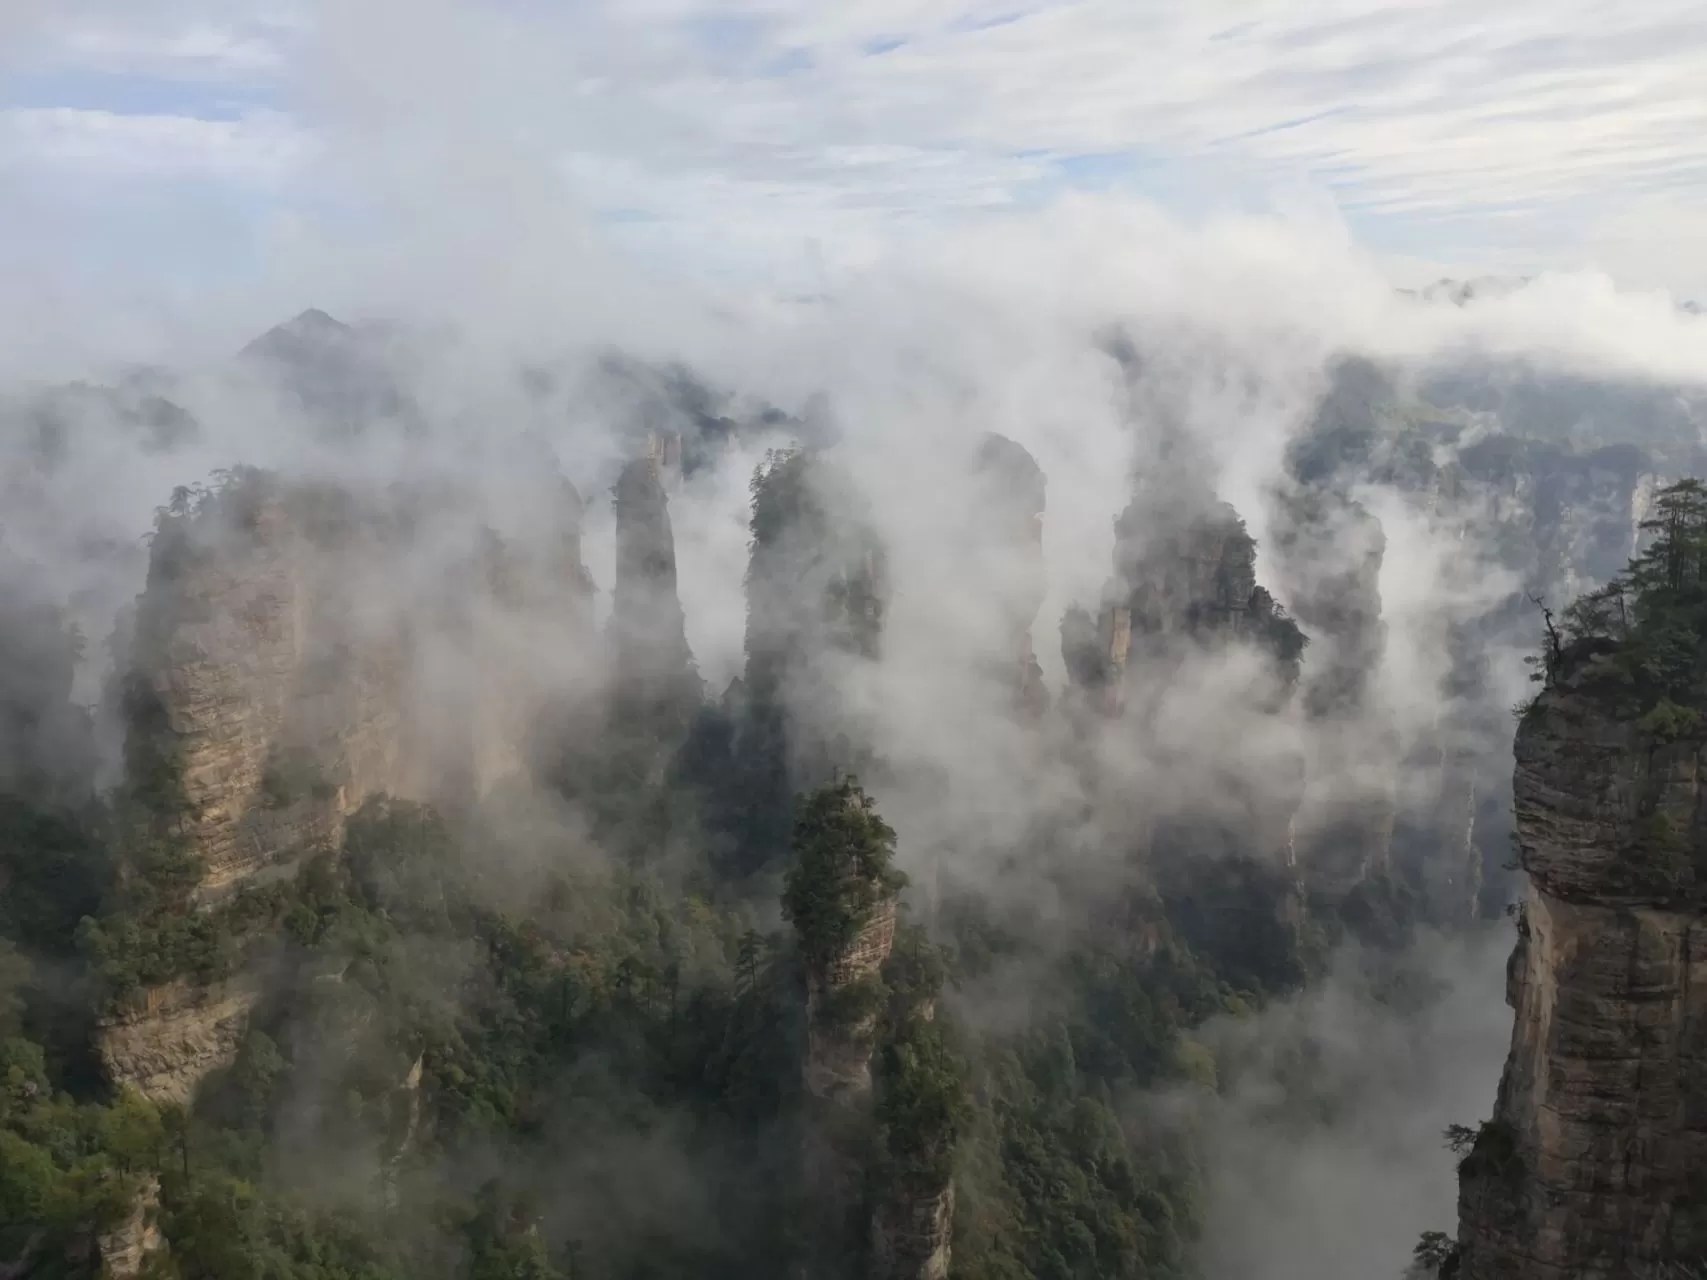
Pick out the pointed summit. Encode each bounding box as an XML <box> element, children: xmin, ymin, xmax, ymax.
<box><xmin>238</xmin><ymin>309</ymin><xmax>356</xmax><ymax>363</ymax></box>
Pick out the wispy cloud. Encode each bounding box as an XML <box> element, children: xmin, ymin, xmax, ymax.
<box><xmin>7</xmin><ymin>0</ymin><xmax>1707</xmax><ymax>305</ymax></box>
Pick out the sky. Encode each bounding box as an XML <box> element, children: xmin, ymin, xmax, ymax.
<box><xmin>5</xmin><ymin>0</ymin><xmax>1707</xmax><ymax>371</ymax></box>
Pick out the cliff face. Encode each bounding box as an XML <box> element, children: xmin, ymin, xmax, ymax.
<box><xmin>126</xmin><ymin>475</ymin><xmax>417</xmax><ymax>898</ymax></box>
<box><xmin>95</xmin><ymin>1177</ymin><xmax>163</xmax><ymax>1279</ymax></box>
<box><xmin>1456</xmin><ymin>658</ymin><xmax>1707</xmax><ymax>1278</ymax></box>
<box><xmin>970</xmin><ymin>434</ymin><xmax>1048</xmax><ymax>715</ymax></box>
<box><xmin>1113</xmin><ymin>494</ymin><xmax>1303</xmax><ymax>687</ymax></box>
<box><xmin>127</xmin><ymin>469</ymin><xmax>593</xmax><ymax>899</ymax></box>
<box><xmin>870</xmin><ymin>1183</ymin><xmax>953</xmax><ymax>1280</ymax></box>
<box><xmin>787</xmin><ymin>779</ymin><xmax>906</xmax><ymax>1274</ymax></box>
<box><xmin>1272</xmin><ymin>491</ymin><xmax>1396</xmax><ymax>900</ymax></box>
<box><xmin>95</xmin><ymin>977</ymin><xmax>264</xmax><ymax>1104</ymax></box>
<box><xmin>741</xmin><ymin>450</ymin><xmax>890</xmax><ymax>865</ymax></box>
<box><xmin>109</xmin><ymin>468</ymin><xmax>592</xmax><ymax>1100</ymax></box>
<box><xmin>803</xmin><ymin>899</ymin><xmax>899</xmax><ymax>1108</ymax></box>
<box><xmin>611</xmin><ymin>454</ymin><xmax>695</xmax><ymax>701</ymax></box>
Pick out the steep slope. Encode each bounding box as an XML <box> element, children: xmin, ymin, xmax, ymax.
<box><xmin>1457</xmin><ymin>486</ymin><xmax>1707</xmax><ymax>1277</ymax></box>
<box><xmin>1455</xmin><ymin>652</ymin><xmax>1707</xmax><ymax>1277</ymax></box>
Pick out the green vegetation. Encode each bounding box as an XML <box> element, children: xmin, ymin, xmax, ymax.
<box><xmin>1539</xmin><ymin>480</ymin><xmax>1707</xmax><ymax>715</ymax></box>
<box><xmin>782</xmin><ymin>777</ymin><xmax>905</xmax><ymax>974</ymax></box>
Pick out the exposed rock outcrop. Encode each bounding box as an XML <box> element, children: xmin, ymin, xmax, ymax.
<box><xmin>611</xmin><ymin>454</ymin><xmax>695</xmax><ymax>701</ymax></box>
<box><xmin>1059</xmin><ymin>602</ymin><xmax>1130</xmax><ymax>717</ymax></box>
<box><xmin>803</xmin><ymin>899</ymin><xmax>899</xmax><ymax>1110</ymax></box>
<box><xmin>109</xmin><ymin>465</ymin><xmax>593</xmax><ymax>1100</ymax></box>
<box><xmin>95</xmin><ymin>977</ymin><xmax>263</xmax><ymax>1104</ymax></box>
<box><xmin>95</xmin><ymin>1176</ymin><xmax>163</xmax><ymax>1279</ymax></box>
<box><xmin>125</xmin><ymin>467</ymin><xmax>593</xmax><ymax>899</ymax></box>
<box><xmin>1455</xmin><ymin>656</ymin><xmax>1707</xmax><ymax>1278</ymax></box>
<box><xmin>870</xmin><ymin>1183</ymin><xmax>953</xmax><ymax>1280</ymax></box>
<box><xmin>1065</xmin><ymin>480</ymin><xmax>1305</xmax><ymax>717</ymax></box>
<box><xmin>788</xmin><ymin>780</ymin><xmax>905</xmax><ymax>1272</ymax></box>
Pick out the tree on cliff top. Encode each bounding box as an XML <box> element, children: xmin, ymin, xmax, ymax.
<box><xmin>1545</xmin><ymin>479</ymin><xmax>1707</xmax><ymax>712</ymax></box>
<box><xmin>782</xmin><ymin>777</ymin><xmax>905</xmax><ymax>973</ymax></box>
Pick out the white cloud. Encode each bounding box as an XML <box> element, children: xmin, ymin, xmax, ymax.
<box><xmin>9</xmin><ymin>1</ymin><xmax>1707</xmax><ymax>293</ymax></box>
<box><xmin>0</xmin><ymin>107</ymin><xmax>306</xmax><ymax>180</ymax></box>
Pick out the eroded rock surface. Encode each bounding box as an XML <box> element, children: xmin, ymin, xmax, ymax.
<box><xmin>870</xmin><ymin>1182</ymin><xmax>953</xmax><ymax>1280</ymax></box>
<box><xmin>96</xmin><ymin>1176</ymin><xmax>164</xmax><ymax>1279</ymax></box>
<box><xmin>95</xmin><ymin>978</ymin><xmax>263</xmax><ymax>1104</ymax></box>
<box><xmin>126</xmin><ymin>468</ymin><xmax>593</xmax><ymax>898</ymax></box>
<box><xmin>1456</xmin><ymin>657</ymin><xmax>1707</xmax><ymax>1278</ymax></box>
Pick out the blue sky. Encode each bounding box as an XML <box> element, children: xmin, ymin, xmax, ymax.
<box><xmin>3</xmin><ymin>0</ymin><xmax>1707</xmax><ymax>357</ymax></box>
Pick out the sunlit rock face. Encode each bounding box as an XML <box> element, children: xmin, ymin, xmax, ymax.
<box><xmin>95</xmin><ymin>977</ymin><xmax>264</xmax><ymax>1105</ymax></box>
<box><xmin>1456</xmin><ymin>654</ymin><xmax>1707</xmax><ymax>1279</ymax></box>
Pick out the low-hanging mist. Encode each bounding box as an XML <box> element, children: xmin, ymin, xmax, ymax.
<box><xmin>7</xmin><ymin>12</ymin><xmax>1707</xmax><ymax>1274</ymax></box>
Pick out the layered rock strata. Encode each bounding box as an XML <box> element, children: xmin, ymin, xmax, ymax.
<box><xmin>95</xmin><ymin>977</ymin><xmax>264</xmax><ymax>1104</ymax></box>
<box><xmin>1455</xmin><ymin>652</ymin><xmax>1707</xmax><ymax>1277</ymax></box>
<box><xmin>126</xmin><ymin>473</ymin><xmax>417</xmax><ymax>898</ymax></box>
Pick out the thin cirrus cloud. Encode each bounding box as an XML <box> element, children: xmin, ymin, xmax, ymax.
<box><xmin>4</xmin><ymin>0</ymin><xmax>1707</xmax><ymax>302</ymax></box>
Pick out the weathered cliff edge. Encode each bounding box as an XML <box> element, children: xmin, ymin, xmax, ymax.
<box><xmin>1456</xmin><ymin>653</ymin><xmax>1707</xmax><ymax>1278</ymax></box>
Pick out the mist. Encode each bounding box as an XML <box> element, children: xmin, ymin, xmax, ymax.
<box><xmin>7</xmin><ymin>5</ymin><xmax>1707</xmax><ymax>1279</ymax></box>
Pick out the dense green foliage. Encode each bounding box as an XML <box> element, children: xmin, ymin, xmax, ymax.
<box><xmin>782</xmin><ymin>778</ymin><xmax>905</xmax><ymax>974</ymax></box>
<box><xmin>1540</xmin><ymin>479</ymin><xmax>1707</xmax><ymax>716</ymax></box>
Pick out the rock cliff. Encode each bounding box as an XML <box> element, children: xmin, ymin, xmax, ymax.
<box><xmin>787</xmin><ymin>779</ymin><xmax>905</xmax><ymax>1272</ymax></box>
<box><xmin>969</xmin><ymin>433</ymin><xmax>1048</xmax><ymax>715</ymax></box>
<box><xmin>1455</xmin><ymin>653</ymin><xmax>1707</xmax><ymax>1277</ymax></box>
<box><xmin>869</xmin><ymin>1183</ymin><xmax>953</xmax><ymax>1280</ymax></box>
<box><xmin>125</xmin><ymin>467</ymin><xmax>592</xmax><ymax>899</ymax></box>
<box><xmin>1271</xmin><ymin>490</ymin><xmax>1397</xmax><ymax>900</ymax></box>
<box><xmin>95</xmin><ymin>977</ymin><xmax>264</xmax><ymax>1104</ymax></box>
<box><xmin>739</xmin><ymin>449</ymin><xmax>890</xmax><ymax>865</ymax></box>
<box><xmin>95</xmin><ymin>1176</ymin><xmax>163</xmax><ymax>1279</ymax></box>
<box><xmin>611</xmin><ymin>453</ymin><xmax>695</xmax><ymax>702</ymax></box>
<box><xmin>124</xmin><ymin>472</ymin><xmax>418</xmax><ymax>898</ymax></box>
<box><xmin>107</xmin><ymin>465</ymin><xmax>593</xmax><ymax>1100</ymax></box>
